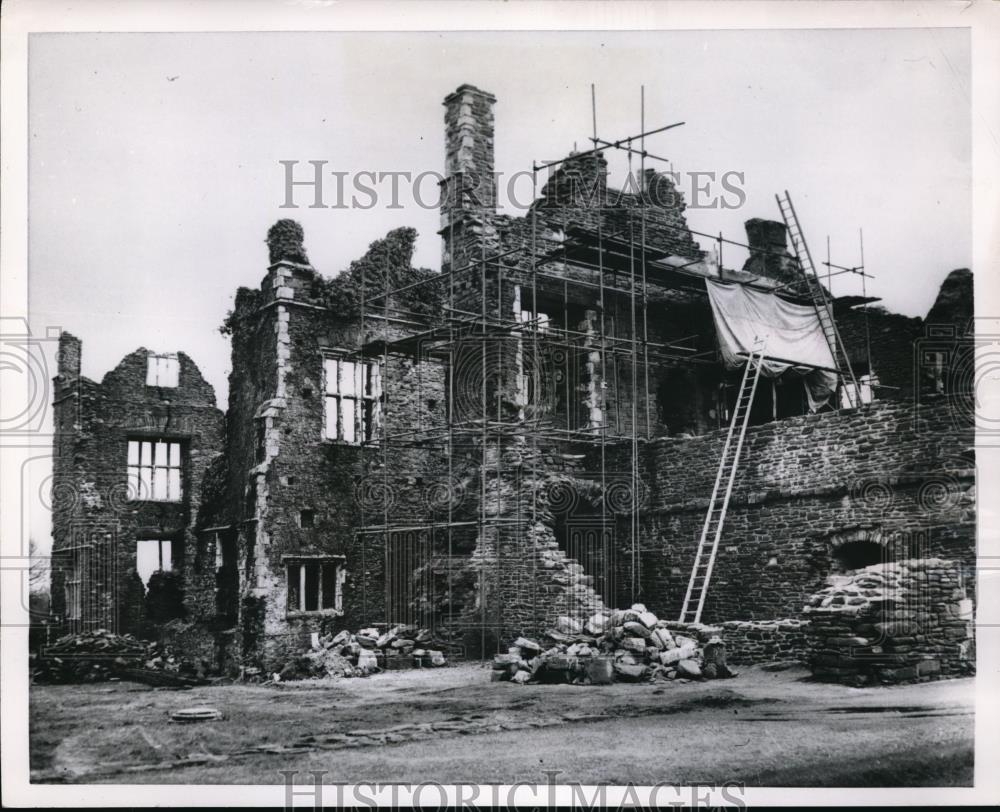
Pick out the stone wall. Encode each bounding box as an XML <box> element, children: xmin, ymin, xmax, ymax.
<box><xmin>803</xmin><ymin>558</ymin><xmax>974</xmax><ymax>683</ymax></box>
<box><xmin>836</xmin><ymin>303</ymin><xmax>923</xmax><ymax>402</ymax></box>
<box><xmin>220</xmin><ymin>227</ymin><xmax>455</xmax><ymax>670</ymax></box>
<box><xmin>49</xmin><ymin>334</ymin><xmax>225</xmax><ymax>638</ymax></box>
<box><xmin>602</xmin><ymin>397</ymin><xmax>975</xmax><ymax>624</ymax></box>
<box><xmin>660</xmin><ymin>619</ymin><xmax>812</xmax><ymax>666</ymax></box>
<box><xmin>715</xmin><ymin>619</ymin><xmax>811</xmax><ymax>665</ymax></box>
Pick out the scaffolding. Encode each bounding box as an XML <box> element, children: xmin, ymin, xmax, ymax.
<box><xmin>353</xmin><ymin>88</ymin><xmax>876</xmax><ymax>654</ymax></box>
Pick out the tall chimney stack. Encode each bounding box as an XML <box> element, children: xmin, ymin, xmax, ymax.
<box><xmin>442</xmin><ymin>84</ymin><xmax>497</xmax><ymax>230</ymax></box>
<box><xmin>742</xmin><ymin>218</ymin><xmax>800</xmax><ymax>284</ymax></box>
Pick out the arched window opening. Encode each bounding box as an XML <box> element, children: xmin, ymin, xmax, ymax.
<box><xmin>833</xmin><ymin>539</ymin><xmax>885</xmax><ymax>572</ymax></box>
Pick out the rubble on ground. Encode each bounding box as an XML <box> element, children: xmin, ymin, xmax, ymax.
<box><xmin>804</xmin><ymin>558</ymin><xmax>975</xmax><ymax>685</ymax></box>
<box><xmin>30</xmin><ymin>628</ymin><xmax>208</xmax><ymax>684</ymax></box>
<box><xmin>274</xmin><ymin>625</ymin><xmax>449</xmax><ymax>681</ymax></box>
<box><xmin>491</xmin><ymin>605</ymin><xmax>736</xmax><ymax>685</ymax></box>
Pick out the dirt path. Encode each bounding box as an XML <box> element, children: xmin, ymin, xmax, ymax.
<box><xmin>29</xmin><ymin>664</ymin><xmax>974</xmax><ymax>785</ymax></box>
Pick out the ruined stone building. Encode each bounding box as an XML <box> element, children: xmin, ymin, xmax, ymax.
<box><xmin>50</xmin><ymin>84</ymin><xmax>976</xmax><ymax>672</ymax></box>
<box><xmin>49</xmin><ymin>340</ymin><xmax>224</xmax><ymax>637</ymax></box>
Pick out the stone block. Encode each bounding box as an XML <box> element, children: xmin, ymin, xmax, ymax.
<box><xmin>622</xmin><ymin>637</ymin><xmax>647</xmax><ymax>654</ymax></box>
<box><xmin>916</xmin><ymin>659</ymin><xmax>941</xmax><ymax>676</ymax></box>
<box><xmin>637</xmin><ymin>611</ymin><xmax>659</xmax><ymax>629</ymax></box>
<box><xmin>513</xmin><ymin>636</ymin><xmax>541</xmax><ymax>654</ymax></box>
<box><xmin>623</xmin><ymin>621</ymin><xmax>652</xmax><ymax>639</ymax></box>
<box><xmin>555</xmin><ymin>616</ymin><xmax>582</xmax><ymax>636</ymax></box>
<box><xmin>587</xmin><ymin>657</ymin><xmax>614</xmax><ymax>685</ymax></box>
<box><xmin>613</xmin><ymin>663</ymin><xmax>648</xmax><ymax>681</ymax></box>
<box><xmin>676</xmin><ymin>659</ymin><xmax>702</xmax><ymax>679</ymax></box>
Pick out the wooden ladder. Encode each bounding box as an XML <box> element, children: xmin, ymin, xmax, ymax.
<box><xmin>678</xmin><ymin>339</ymin><xmax>766</xmax><ymax>624</ymax></box>
<box><xmin>776</xmin><ymin>190</ymin><xmax>861</xmax><ymax>407</ymax></box>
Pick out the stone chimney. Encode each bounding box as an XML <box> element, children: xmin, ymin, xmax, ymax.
<box><xmin>745</xmin><ymin>219</ymin><xmax>788</xmax><ymax>254</ymax></box>
<box><xmin>742</xmin><ymin>218</ymin><xmax>800</xmax><ymax>284</ymax></box>
<box><xmin>57</xmin><ymin>332</ymin><xmax>81</xmax><ymax>384</ymax></box>
<box><xmin>442</xmin><ymin>84</ymin><xmax>497</xmax><ymax>229</ymax></box>
<box><xmin>264</xmin><ymin>219</ymin><xmax>316</xmax><ymax>303</ymax></box>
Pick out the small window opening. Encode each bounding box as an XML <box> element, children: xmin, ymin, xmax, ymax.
<box><xmin>146</xmin><ymin>354</ymin><xmax>179</xmax><ymax>388</ymax></box>
<box><xmin>286</xmin><ymin>559</ymin><xmax>344</xmax><ymax>614</ymax></box>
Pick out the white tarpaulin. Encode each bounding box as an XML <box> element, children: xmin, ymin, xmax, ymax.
<box><xmin>705</xmin><ymin>278</ymin><xmax>839</xmax><ymax>411</ymax></box>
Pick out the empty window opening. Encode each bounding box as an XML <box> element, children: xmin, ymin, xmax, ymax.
<box><xmin>299</xmin><ymin>509</ymin><xmax>315</xmax><ymax>528</ymax></box>
<box><xmin>921</xmin><ymin>349</ymin><xmax>949</xmax><ymax>396</ymax></box>
<box><xmin>658</xmin><ymin>367</ymin><xmax>716</xmax><ymax>436</ymax></box>
<box><xmin>324</xmin><ymin>357</ymin><xmax>380</xmax><ymax>444</ymax></box>
<box><xmin>136</xmin><ymin>539</ymin><xmax>172</xmax><ymax>589</ymax></box>
<box><xmin>519</xmin><ymin>310</ymin><xmax>551</xmax><ymax>333</ymax></box>
<box><xmin>146</xmin><ymin>354</ymin><xmax>179</xmax><ymax>388</ymax></box>
<box><xmin>720</xmin><ymin>372</ymin><xmax>808</xmax><ymax>427</ymax></box>
<box><xmin>286</xmin><ymin>559</ymin><xmax>344</xmax><ymax>614</ymax></box>
<box><xmin>255</xmin><ymin>421</ymin><xmax>267</xmax><ymax>464</ymax></box>
<box><xmin>214</xmin><ymin>530</ymin><xmax>238</xmax><ymax>622</ymax></box>
<box><xmin>65</xmin><ymin>557</ymin><xmax>82</xmax><ymax>620</ymax></box>
<box><xmin>840</xmin><ymin>373</ymin><xmax>877</xmax><ymax>409</ymax></box>
<box><xmin>833</xmin><ymin>540</ymin><xmax>886</xmax><ymax>572</ymax></box>
<box><xmin>245</xmin><ymin>480</ymin><xmax>258</xmax><ymax>518</ymax></box>
<box><xmin>128</xmin><ymin>439</ymin><xmax>182</xmax><ymax>501</ymax></box>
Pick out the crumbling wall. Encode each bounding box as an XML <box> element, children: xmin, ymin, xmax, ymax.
<box><xmin>803</xmin><ymin>558</ymin><xmax>974</xmax><ymax>683</ymax></box>
<box><xmin>457</xmin><ymin>441</ymin><xmax>612</xmax><ymax>653</ymax></box>
<box><xmin>605</xmin><ymin>397</ymin><xmax>975</xmax><ymax>623</ymax></box>
<box><xmin>49</xmin><ymin>334</ymin><xmax>225</xmax><ymax>639</ymax></box>
<box><xmin>835</xmin><ymin>303</ymin><xmax>923</xmax><ymax>402</ymax></box>
<box><xmin>222</xmin><ymin>223</ymin><xmax>453</xmax><ymax>670</ymax></box>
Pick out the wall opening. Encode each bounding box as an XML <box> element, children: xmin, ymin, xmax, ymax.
<box><xmin>136</xmin><ymin>538</ymin><xmax>172</xmax><ymax>589</ymax></box>
<box><xmin>550</xmin><ymin>482</ymin><xmax>616</xmax><ymax>608</ymax></box>
<box><xmin>286</xmin><ymin>557</ymin><xmax>344</xmax><ymax>615</ymax></box>
<box><xmin>214</xmin><ymin>529</ymin><xmax>239</xmax><ymax>624</ymax></box>
<box><xmin>833</xmin><ymin>539</ymin><xmax>886</xmax><ymax>572</ymax></box>
<box><xmin>658</xmin><ymin>366</ymin><xmax>721</xmax><ymax>436</ymax></box>
<box><xmin>722</xmin><ymin>373</ymin><xmax>810</xmax><ymax>426</ymax></box>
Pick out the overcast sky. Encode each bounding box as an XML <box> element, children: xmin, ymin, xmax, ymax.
<box><xmin>27</xmin><ymin>28</ymin><xmax>970</xmax><ymax>549</ymax></box>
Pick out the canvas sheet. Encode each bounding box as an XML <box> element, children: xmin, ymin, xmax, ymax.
<box><xmin>705</xmin><ymin>278</ymin><xmax>839</xmax><ymax>410</ymax></box>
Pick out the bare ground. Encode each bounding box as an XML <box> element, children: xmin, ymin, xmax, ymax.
<box><xmin>29</xmin><ymin>664</ymin><xmax>974</xmax><ymax>786</ymax></box>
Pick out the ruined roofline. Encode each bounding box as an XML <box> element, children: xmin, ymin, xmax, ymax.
<box><xmin>55</xmin><ymin>335</ymin><xmax>219</xmax><ymax>408</ymax></box>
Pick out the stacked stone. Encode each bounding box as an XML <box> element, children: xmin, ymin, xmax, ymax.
<box><xmin>276</xmin><ymin>625</ymin><xmax>448</xmax><ymax>681</ymax></box>
<box><xmin>803</xmin><ymin>558</ymin><xmax>974</xmax><ymax>685</ymax></box>
<box><xmin>716</xmin><ymin>619</ymin><xmax>811</xmax><ymax>665</ymax></box>
<box><xmin>491</xmin><ymin>604</ymin><xmax>733</xmax><ymax>685</ymax></box>
<box><xmin>656</xmin><ymin>619</ymin><xmax>812</xmax><ymax>666</ymax></box>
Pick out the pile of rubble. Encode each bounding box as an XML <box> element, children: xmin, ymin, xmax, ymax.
<box><xmin>492</xmin><ymin>605</ymin><xmax>734</xmax><ymax>685</ymax></box>
<box><xmin>803</xmin><ymin>558</ymin><xmax>975</xmax><ymax>685</ymax></box>
<box><xmin>276</xmin><ymin>625</ymin><xmax>449</xmax><ymax>681</ymax></box>
<box><xmin>30</xmin><ymin>629</ymin><xmax>205</xmax><ymax>684</ymax></box>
